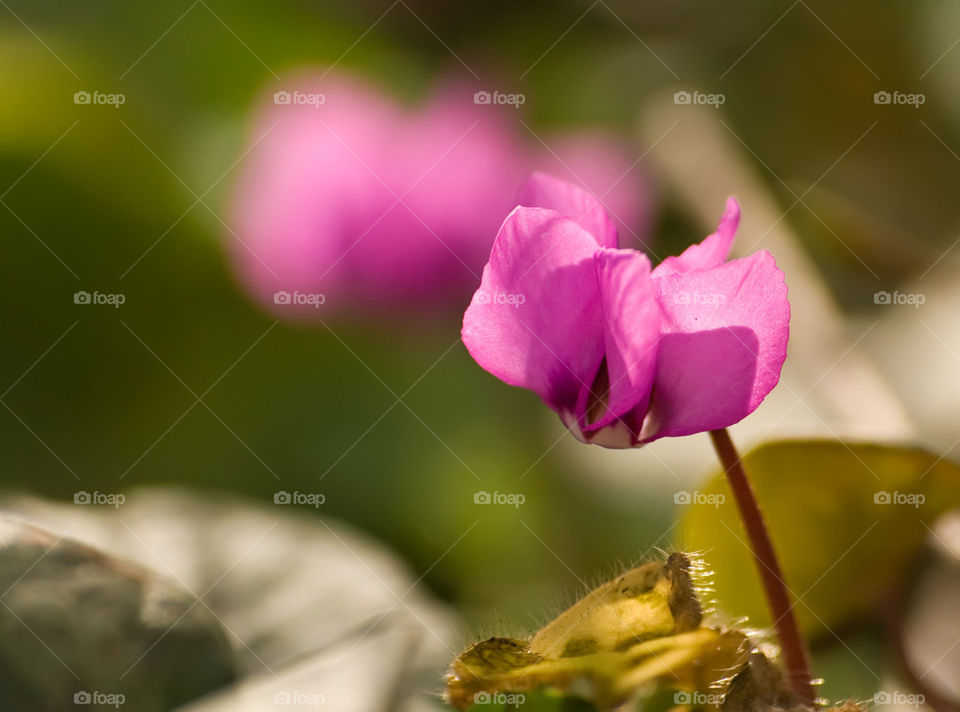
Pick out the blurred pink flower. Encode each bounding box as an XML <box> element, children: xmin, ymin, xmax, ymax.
<box><xmin>461</xmin><ymin>174</ymin><xmax>790</xmax><ymax>448</ymax></box>
<box><xmin>226</xmin><ymin>71</ymin><xmax>652</xmax><ymax>318</ymax></box>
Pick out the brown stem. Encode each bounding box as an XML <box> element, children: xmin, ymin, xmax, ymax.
<box><xmin>709</xmin><ymin>428</ymin><xmax>816</xmax><ymax>707</ymax></box>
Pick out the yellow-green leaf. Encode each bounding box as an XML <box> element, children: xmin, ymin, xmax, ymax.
<box><xmin>679</xmin><ymin>440</ymin><xmax>960</xmax><ymax>640</ymax></box>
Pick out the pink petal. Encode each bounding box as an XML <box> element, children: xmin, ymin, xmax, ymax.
<box><xmin>652</xmin><ymin>197</ymin><xmax>740</xmax><ymax>278</ymax></box>
<box><xmin>532</xmin><ymin>132</ymin><xmax>656</xmax><ymax>249</ymax></box>
<box><xmin>517</xmin><ymin>173</ymin><xmax>618</xmax><ymax>248</ymax></box>
<box><xmin>353</xmin><ymin>84</ymin><xmax>531</xmax><ymax>304</ymax></box>
<box><xmin>462</xmin><ymin>207</ymin><xmax>604</xmax><ymax>413</ymax></box>
<box><xmin>227</xmin><ymin>75</ymin><xmax>399</xmax><ymax>312</ymax></box>
<box><xmin>577</xmin><ymin>248</ymin><xmax>661</xmax><ymax>435</ymax></box>
<box><xmin>641</xmin><ymin>250</ymin><xmax>790</xmax><ymax>440</ymax></box>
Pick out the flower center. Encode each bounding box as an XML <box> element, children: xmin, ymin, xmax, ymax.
<box><xmin>586</xmin><ymin>358</ymin><xmax>610</xmax><ymax>426</ymax></box>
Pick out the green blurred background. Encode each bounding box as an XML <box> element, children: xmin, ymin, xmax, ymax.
<box><xmin>2</xmin><ymin>0</ymin><xmax>959</xmax><ymax>700</ymax></box>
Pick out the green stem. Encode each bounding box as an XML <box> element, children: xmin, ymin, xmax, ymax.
<box><xmin>709</xmin><ymin>428</ymin><xmax>816</xmax><ymax>707</ymax></box>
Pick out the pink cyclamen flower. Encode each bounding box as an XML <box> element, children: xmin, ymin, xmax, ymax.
<box><xmin>462</xmin><ymin>173</ymin><xmax>790</xmax><ymax>447</ymax></box>
<box><xmin>227</xmin><ymin>71</ymin><xmax>651</xmax><ymax>319</ymax></box>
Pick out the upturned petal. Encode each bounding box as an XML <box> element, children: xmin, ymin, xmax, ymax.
<box><xmin>462</xmin><ymin>207</ymin><xmax>605</xmax><ymax>414</ymax></box>
<box><xmin>652</xmin><ymin>197</ymin><xmax>740</xmax><ymax>278</ymax></box>
<box><xmin>517</xmin><ymin>172</ymin><xmax>618</xmax><ymax>248</ymax></box>
<box><xmin>533</xmin><ymin>132</ymin><xmax>656</xmax><ymax>249</ymax></box>
<box><xmin>641</xmin><ymin>250</ymin><xmax>790</xmax><ymax>440</ymax></box>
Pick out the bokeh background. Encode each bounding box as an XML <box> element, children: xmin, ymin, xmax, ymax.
<box><xmin>2</xmin><ymin>0</ymin><xmax>960</xmax><ymax>707</ymax></box>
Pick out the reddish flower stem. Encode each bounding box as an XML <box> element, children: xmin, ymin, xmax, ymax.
<box><xmin>709</xmin><ymin>428</ymin><xmax>816</xmax><ymax>707</ymax></box>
